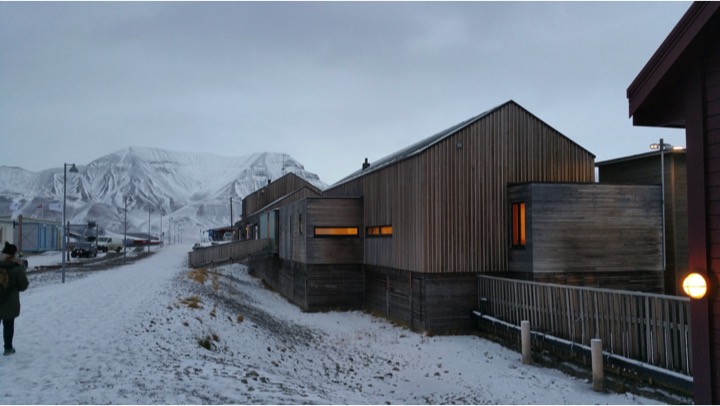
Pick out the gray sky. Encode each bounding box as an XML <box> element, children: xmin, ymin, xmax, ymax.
<box><xmin>0</xmin><ymin>1</ymin><xmax>690</xmax><ymax>185</ymax></box>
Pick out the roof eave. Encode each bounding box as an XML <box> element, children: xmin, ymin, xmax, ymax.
<box><xmin>627</xmin><ymin>2</ymin><xmax>718</xmax><ymax>119</ymax></box>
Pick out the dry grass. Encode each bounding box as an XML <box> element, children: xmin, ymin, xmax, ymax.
<box><xmin>181</xmin><ymin>295</ymin><xmax>203</xmax><ymax>309</ymax></box>
<box><xmin>188</xmin><ymin>268</ymin><xmax>208</xmax><ymax>285</ymax></box>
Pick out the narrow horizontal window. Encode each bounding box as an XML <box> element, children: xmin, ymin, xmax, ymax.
<box><xmin>314</xmin><ymin>227</ymin><xmax>359</xmax><ymax>237</ymax></box>
<box><xmin>366</xmin><ymin>225</ymin><xmax>393</xmax><ymax>237</ymax></box>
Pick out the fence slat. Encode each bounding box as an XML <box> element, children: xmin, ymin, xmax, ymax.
<box><xmin>476</xmin><ymin>275</ymin><xmax>692</xmax><ymax>376</ymax></box>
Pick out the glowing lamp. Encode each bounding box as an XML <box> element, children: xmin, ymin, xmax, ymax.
<box><xmin>682</xmin><ymin>273</ymin><xmax>708</xmax><ymax>299</ymax></box>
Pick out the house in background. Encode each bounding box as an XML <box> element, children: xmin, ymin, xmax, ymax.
<box><xmin>240</xmin><ymin>172</ymin><xmax>322</xmax><ymax>250</ymax></box>
<box><xmin>596</xmin><ymin>150</ymin><xmax>687</xmax><ymax>295</ymax></box>
<box><xmin>245</xmin><ymin>100</ymin><xmax>665</xmax><ymax>333</ymax></box>
<box><xmin>625</xmin><ymin>2</ymin><xmax>720</xmax><ymax>403</ymax></box>
<box><xmin>0</xmin><ymin>215</ymin><xmax>61</xmax><ymax>253</ymax></box>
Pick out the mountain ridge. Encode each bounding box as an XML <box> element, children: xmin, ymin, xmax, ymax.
<box><xmin>0</xmin><ymin>147</ymin><xmax>326</xmax><ymax>237</ymax></box>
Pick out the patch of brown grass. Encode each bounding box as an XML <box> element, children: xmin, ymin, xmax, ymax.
<box><xmin>181</xmin><ymin>295</ymin><xmax>203</xmax><ymax>309</ymax></box>
<box><xmin>188</xmin><ymin>268</ymin><xmax>208</xmax><ymax>285</ymax></box>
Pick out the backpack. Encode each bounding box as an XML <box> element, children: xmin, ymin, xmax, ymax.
<box><xmin>0</xmin><ymin>267</ymin><xmax>10</xmax><ymax>304</ymax></box>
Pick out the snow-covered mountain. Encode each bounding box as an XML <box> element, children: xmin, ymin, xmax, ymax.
<box><xmin>0</xmin><ymin>147</ymin><xmax>326</xmax><ymax>238</ymax></box>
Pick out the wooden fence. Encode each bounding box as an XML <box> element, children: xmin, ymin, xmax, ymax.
<box><xmin>477</xmin><ymin>275</ymin><xmax>692</xmax><ymax>376</ymax></box>
<box><xmin>188</xmin><ymin>239</ymin><xmax>270</xmax><ymax>268</ymax></box>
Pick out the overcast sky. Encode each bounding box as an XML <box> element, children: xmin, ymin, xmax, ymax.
<box><xmin>1</xmin><ymin>1</ymin><xmax>690</xmax><ymax>185</ymax></box>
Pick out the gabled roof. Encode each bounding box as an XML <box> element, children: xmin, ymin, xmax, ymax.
<box><xmin>247</xmin><ymin>185</ymin><xmax>321</xmax><ymax>218</ymax></box>
<box><xmin>595</xmin><ymin>149</ymin><xmax>686</xmax><ymax>167</ymax></box>
<box><xmin>627</xmin><ymin>2</ymin><xmax>719</xmax><ymax>121</ymax></box>
<box><xmin>331</xmin><ymin>100</ymin><xmax>593</xmax><ymax>187</ymax></box>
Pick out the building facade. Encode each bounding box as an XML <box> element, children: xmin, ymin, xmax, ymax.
<box><xmin>626</xmin><ymin>2</ymin><xmax>720</xmax><ymax>402</ymax></box>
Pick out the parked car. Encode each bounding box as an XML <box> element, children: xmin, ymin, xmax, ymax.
<box><xmin>96</xmin><ymin>236</ymin><xmax>124</xmax><ymax>253</ymax></box>
<box><xmin>223</xmin><ymin>232</ymin><xmax>233</xmax><ymax>241</ymax></box>
<box><xmin>71</xmin><ymin>243</ymin><xmax>98</xmax><ymax>258</ymax></box>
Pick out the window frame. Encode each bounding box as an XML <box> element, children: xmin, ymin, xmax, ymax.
<box><xmin>511</xmin><ymin>202</ymin><xmax>526</xmax><ymax>248</ymax></box>
<box><xmin>366</xmin><ymin>225</ymin><xmax>393</xmax><ymax>237</ymax></box>
<box><xmin>313</xmin><ymin>226</ymin><xmax>360</xmax><ymax>237</ymax></box>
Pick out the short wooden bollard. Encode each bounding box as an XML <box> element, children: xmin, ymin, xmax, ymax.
<box><xmin>521</xmin><ymin>320</ymin><xmax>531</xmax><ymax>364</ymax></box>
<box><xmin>591</xmin><ymin>338</ymin><xmax>604</xmax><ymax>391</ymax></box>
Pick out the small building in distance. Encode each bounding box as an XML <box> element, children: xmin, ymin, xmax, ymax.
<box><xmin>0</xmin><ymin>215</ymin><xmax>61</xmax><ymax>253</ymax></box>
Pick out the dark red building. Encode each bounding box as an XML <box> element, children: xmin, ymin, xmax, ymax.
<box><xmin>627</xmin><ymin>2</ymin><xmax>720</xmax><ymax>403</ymax></box>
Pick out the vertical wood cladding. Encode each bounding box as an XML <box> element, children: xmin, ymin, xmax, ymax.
<box><xmin>325</xmin><ymin>101</ymin><xmax>595</xmax><ymax>274</ymax></box>
<box><xmin>703</xmin><ymin>40</ymin><xmax>720</xmax><ymax>403</ymax></box>
<box><xmin>242</xmin><ymin>173</ymin><xmax>321</xmax><ymax>220</ymax></box>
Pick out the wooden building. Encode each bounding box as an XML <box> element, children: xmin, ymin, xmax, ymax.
<box><xmin>626</xmin><ymin>2</ymin><xmax>720</xmax><ymax>403</ymax></box>
<box><xmin>321</xmin><ymin>101</ymin><xmax>597</xmax><ymax>331</ymax></box>
<box><xmin>249</xmin><ymin>101</ymin><xmax>597</xmax><ymax>330</ymax></box>
<box><xmin>507</xmin><ymin>183</ymin><xmax>663</xmax><ymax>291</ymax></box>
<box><xmin>596</xmin><ymin>150</ymin><xmax>688</xmax><ymax>295</ymax></box>
<box><xmin>245</xmin><ymin>100</ymin><xmax>667</xmax><ymax>333</ymax></box>
<box><xmin>240</xmin><ymin>172</ymin><xmax>322</xmax><ymax>245</ymax></box>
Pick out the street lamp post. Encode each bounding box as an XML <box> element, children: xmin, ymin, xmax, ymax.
<box><xmin>160</xmin><ymin>210</ymin><xmax>163</xmax><ymax>245</ymax></box>
<box><xmin>61</xmin><ymin>163</ymin><xmax>78</xmax><ymax>283</ymax></box>
<box><xmin>147</xmin><ymin>208</ymin><xmax>153</xmax><ymax>253</ymax></box>
<box><xmin>123</xmin><ymin>196</ymin><xmax>128</xmax><ymax>261</ymax></box>
<box><xmin>650</xmin><ymin>138</ymin><xmax>671</xmax><ymax>273</ymax></box>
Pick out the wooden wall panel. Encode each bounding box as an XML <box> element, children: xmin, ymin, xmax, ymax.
<box><xmin>703</xmin><ymin>41</ymin><xmax>720</xmax><ymax>404</ymax></box>
<box><xmin>326</xmin><ymin>101</ymin><xmax>595</xmax><ymax>274</ymax></box>
<box><xmin>515</xmin><ymin>183</ymin><xmax>663</xmax><ymax>277</ymax></box>
<box><xmin>242</xmin><ymin>173</ymin><xmax>321</xmax><ymax>220</ymax></box>
<box><xmin>305</xmin><ymin>198</ymin><xmax>364</xmax><ymax>265</ymax></box>
<box><xmin>598</xmin><ymin>152</ymin><xmax>688</xmax><ymax>294</ymax></box>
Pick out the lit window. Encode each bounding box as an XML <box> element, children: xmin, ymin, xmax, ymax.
<box><xmin>314</xmin><ymin>227</ymin><xmax>359</xmax><ymax>237</ymax></box>
<box><xmin>366</xmin><ymin>225</ymin><xmax>393</xmax><ymax>237</ymax></box>
<box><xmin>511</xmin><ymin>202</ymin><xmax>526</xmax><ymax>247</ymax></box>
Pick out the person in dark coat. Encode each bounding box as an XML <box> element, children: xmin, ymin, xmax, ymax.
<box><xmin>0</xmin><ymin>242</ymin><xmax>29</xmax><ymax>356</ymax></box>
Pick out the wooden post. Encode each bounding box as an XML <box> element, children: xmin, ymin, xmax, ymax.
<box><xmin>521</xmin><ymin>320</ymin><xmax>531</xmax><ymax>364</ymax></box>
<box><xmin>591</xmin><ymin>338</ymin><xmax>604</xmax><ymax>391</ymax></box>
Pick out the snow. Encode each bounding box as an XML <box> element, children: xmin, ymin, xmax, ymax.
<box><xmin>2</xmin><ymin>245</ymin><xmax>662</xmax><ymax>405</ymax></box>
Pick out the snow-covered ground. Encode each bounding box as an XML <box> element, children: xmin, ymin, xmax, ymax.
<box><xmin>1</xmin><ymin>245</ymin><xmax>663</xmax><ymax>404</ymax></box>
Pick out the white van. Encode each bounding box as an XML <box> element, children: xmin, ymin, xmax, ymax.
<box><xmin>97</xmin><ymin>237</ymin><xmax>124</xmax><ymax>253</ymax></box>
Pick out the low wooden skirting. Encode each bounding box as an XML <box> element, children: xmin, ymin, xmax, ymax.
<box><xmin>247</xmin><ymin>258</ymin><xmax>479</xmax><ymax>333</ymax></box>
<box><xmin>248</xmin><ymin>256</ymin><xmax>364</xmax><ymax>312</ymax></box>
<box><xmin>365</xmin><ymin>266</ymin><xmax>478</xmax><ymax>334</ymax></box>
<box><xmin>188</xmin><ymin>239</ymin><xmax>271</xmax><ymax>268</ymax></box>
